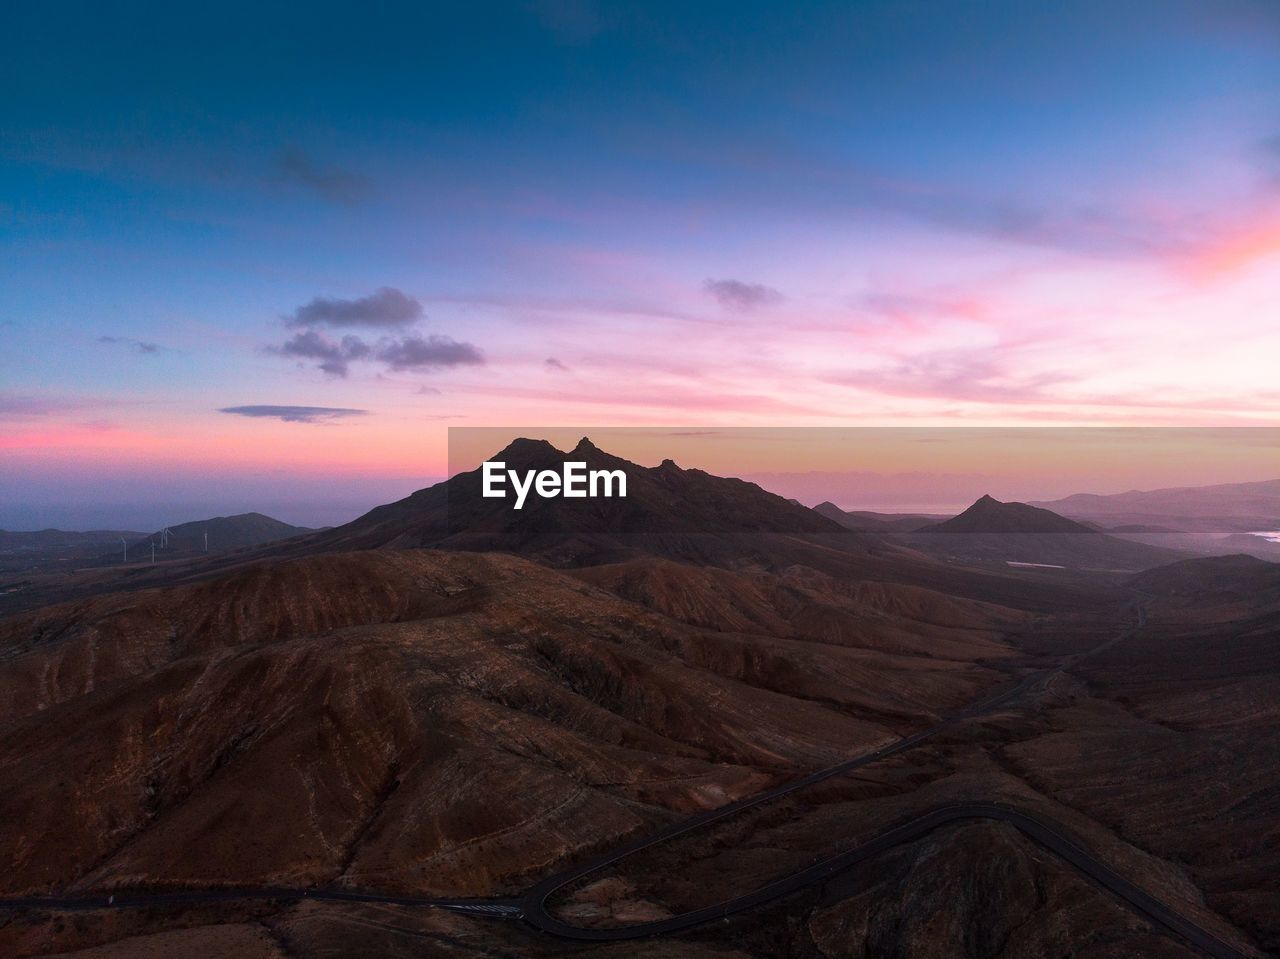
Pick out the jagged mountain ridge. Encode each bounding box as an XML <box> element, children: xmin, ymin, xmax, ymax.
<box><xmin>307</xmin><ymin>437</ymin><xmax>860</xmax><ymax>563</ymax></box>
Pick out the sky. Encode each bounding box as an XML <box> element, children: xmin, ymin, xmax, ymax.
<box><xmin>2</xmin><ymin>1</ymin><xmax>1279</xmax><ymax>528</ymax></box>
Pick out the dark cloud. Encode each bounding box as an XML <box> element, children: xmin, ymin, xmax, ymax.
<box><xmin>376</xmin><ymin>334</ymin><xmax>484</xmax><ymax>371</ymax></box>
<box><xmin>271</xmin><ymin>329</ymin><xmax>482</xmax><ymax>377</ymax></box>
<box><xmin>712</xmin><ymin>141</ymin><xmax>1199</xmax><ymax>259</ymax></box>
<box><xmin>705</xmin><ymin>279</ymin><xmax>784</xmax><ymax>311</ymax></box>
<box><xmin>98</xmin><ymin>335</ymin><xmax>160</xmax><ymax>354</ymax></box>
<box><xmin>218</xmin><ymin>405</ymin><xmax>369</xmax><ymax>424</ymax></box>
<box><xmin>274</xmin><ymin>330</ymin><xmax>372</xmax><ymax>377</ymax></box>
<box><xmin>544</xmin><ymin>357</ymin><xmax>569</xmax><ymax>371</ymax></box>
<box><xmin>271</xmin><ymin>289</ymin><xmax>481</xmax><ymax>376</ymax></box>
<box><xmin>287</xmin><ymin>287</ymin><xmax>423</xmax><ymax>329</ymax></box>
<box><xmin>416</xmin><ymin>385</ymin><xmax>443</xmax><ymax>395</ymax></box>
<box><xmin>275</xmin><ymin>147</ymin><xmax>370</xmax><ymax>204</ymax></box>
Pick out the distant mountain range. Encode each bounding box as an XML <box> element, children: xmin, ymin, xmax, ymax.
<box><xmin>1031</xmin><ymin>478</ymin><xmax>1280</xmax><ymax>531</ymax></box>
<box><xmin>0</xmin><ymin>514</ymin><xmax>318</xmax><ymax>584</ymax></box>
<box><xmin>0</xmin><ymin>529</ymin><xmax>143</xmax><ymax>549</ymax></box>
<box><xmin>0</xmin><ymin>528</ymin><xmax>145</xmax><ymax>577</ymax></box>
<box><xmin>819</xmin><ymin>479</ymin><xmax>1280</xmax><ymax>564</ymax></box>
<box><xmin>1029</xmin><ymin>478</ymin><xmax>1280</xmax><ymax>562</ymax></box>
<box><xmin>889</xmin><ymin>494</ymin><xmax>1183</xmax><ymax>572</ymax></box>
<box><xmin>276</xmin><ymin>441</ymin><xmax>1194</xmax><ymax>585</ymax></box>
<box><xmin>5</xmin><ymin>440</ymin><xmax>1271</xmax><ymax>614</ymax></box>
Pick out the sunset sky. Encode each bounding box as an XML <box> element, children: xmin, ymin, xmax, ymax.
<box><xmin>3</xmin><ymin>1</ymin><xmax>1279</xmax><ymax>527</ymax></box>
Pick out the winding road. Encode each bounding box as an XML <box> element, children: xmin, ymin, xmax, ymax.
<box><xmin>0</xmin><ymin>605</ymin><xmax>1263</xmax><ymax>958</ymax></box>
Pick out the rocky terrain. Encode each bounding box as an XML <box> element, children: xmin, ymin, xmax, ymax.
<box><xmin>0</xmin><ymin>441</ymin><xmax>1274</xmax><ymax>958</ymax></box>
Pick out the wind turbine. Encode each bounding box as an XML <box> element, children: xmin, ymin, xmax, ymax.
<box><xmin>159</xmin><ymin>527</ymin><xmax>172</xmax><ymax>549</ymax></box>
<box><xmin>120</xmin><ymin>537</ymin><xmax>128</xmax><ymax>563</ymax></box>
<box><xmin>203</xmin><ymin>528</ymin><xmax>209</xmax><ymax>552</ymax></box>
<box><xmin>150</xmin><ymin>540</ymin><xmax>155</xmax><ymax>564</ymax></box>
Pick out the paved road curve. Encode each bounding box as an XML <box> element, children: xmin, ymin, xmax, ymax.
<box><xmin>519</xmin><ymin>801</ymin><xmax>1252</xmax><ymax>959</ymax></box>
<box><xmin>0</xmin><ymin>605</ymin><xmax>1262</xmax><ymax>957</ymax></box>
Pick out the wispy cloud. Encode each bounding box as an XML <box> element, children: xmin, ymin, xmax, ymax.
<box><xmin>274</xmin><ymin>147</ymin><xmax>370</xmax><ymax>204</ymax></box>
<box><xmin>0</xmin><ymin>393</ymin><xmax>85</xmax><ymax>417</ymax></box>
<box><xmin>705</xmin><ymin>279</ymin><xmax>783</xmax><ymax>311</ymax></box>
<box><xmin>544</xmin><ymin>357</ymin><xmax>570</xmax><ymax>371</ymax></box>
<box><xmin>287</xmin><ymin>287</ymin><xmax>423</xmax><ymax>328</ymax></box>
<box><xmin>98</xmin><ymin>335</ymin><xmax>160</xmax><ymax>354</ymax></box>
<box><xmin>218</xmin><ymin>405</ymin><xmax>369</xmax><ymax>424</ymax></box>
<box><xmin>832</xmin><ymin>351</ymin><xmax>1073</xmax><ymax>405</ymax></box>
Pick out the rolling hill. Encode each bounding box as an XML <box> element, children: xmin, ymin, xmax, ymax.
<box><xmin>812</xmin><ymin>502</ymin><xmax>943</xmax><ymax>533</ymax></box>
<box><xmin>102</xmin><ymin>513</ymin><xmax>318</xmax><ymax>564</ymax></box>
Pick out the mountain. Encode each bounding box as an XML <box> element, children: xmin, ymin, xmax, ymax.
<box><xmin>0</xmin><ymin>442</ymin><xmax>1107</xmax><ymax>614</ymax></box>
<box><xmin>898</xmin><ymin>495</ymin><xmax>1182</xmax><ymax>572</ymax></box>
<box><xmin>284</xmin><ymin>440</ymin><xmax>1114</xmax><ymax>608</ymax></box>
<box><xmin>1128</xmin><ymin>553</ymin><xmax>1280</xmax><ymax>605</ymax></box>
<box><xmin>306</xmin><ymin>437</ymin><xmax>859</xmax><ymax>565</ymax></box>
<box><xmin>1</xmin><ymin>442</ymin><xmax>1277</xmax><ymax>957</ymax></box>
<box><xmin>811</xmin><ymin>502</ymin><xmax>945</xmax><ymax>533</ymax></box>
<box><xmin>919</xmin><ymin>495</ymin><xmax>1096</xmax><ymax>535</ymax></box>
<box><xmin>1032</xmin><ymin>478</ymin><xmax>1280</xmax><ymax>532</ymax></box>
<box><xmin>813</xmin><ymin>501</ymin><xmax>892</xmax><ymax>531</ymax></box>
<box><xmin>0</xmin><ymin>547</ymin><xmax>1028</xmax><ymax>904</ymax></box>
<box><xmin>102</xmin><ymin>512</ymin><xmax>317</xmax><ymax>564</ymax></box>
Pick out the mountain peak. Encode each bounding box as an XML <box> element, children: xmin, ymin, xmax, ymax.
<box><xmin>491</xmin><ymin>437</ymin><xmax>562</xmax><ymax>466</ymax></box>
<box><xmin>318</xmin><ymin>435</ymin><xmax>854</xmax><ymax>558</ymax></box>
<box><xmin>922</xmin><ymin>495</ymin><xmax>1095</xmax><ymax>535</ymax></box>
<box><xmin>501</xmin><ymin>436</ymin><xmax>558</xmax><ymax>453</ymax></box>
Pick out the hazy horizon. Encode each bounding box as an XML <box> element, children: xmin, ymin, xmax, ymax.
<box><xmin>5</xmin><ymin>453</ymin><xmax>1275</xmax><ymax>533</ymax></box>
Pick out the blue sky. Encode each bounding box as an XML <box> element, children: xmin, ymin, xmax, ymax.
<box><xmin>3</xmin><ymin>1</ymin><xmax>1279</xmax><ymax>527</ymax></box>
